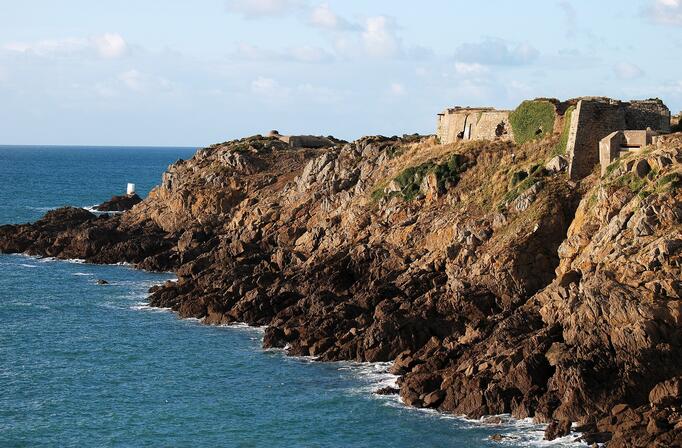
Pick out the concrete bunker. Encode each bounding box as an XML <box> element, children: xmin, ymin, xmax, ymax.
<box><xmin>268</xmin><ymin>130</ymin><xmax>335</xmax><ymax>149</ymax></box>
<box><xmin>599</xmin><ymin>129</ymin><xmax>659</xmax><ymax>176</ymax></box>
<box><xmin>565</xmin><ymin>98</ymin><xmax>670</xmax><ymax>180</ymax></box>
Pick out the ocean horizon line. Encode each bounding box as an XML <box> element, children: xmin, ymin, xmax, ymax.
<box><xmin>0</xmin><ymin>143</ymin><xmax>202</xmax><ymax>150</ymax></box>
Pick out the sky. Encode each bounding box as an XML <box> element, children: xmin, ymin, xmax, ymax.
<box><xmin>1</xmin><ymin>0</ymin><xmax>681</xmax><ymax>146</ymax></box>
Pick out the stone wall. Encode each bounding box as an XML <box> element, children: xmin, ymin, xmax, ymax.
<box><xmin>437</xmin><ymin>108</ymin><xmax>512</xmax><ymax>144</ymax></box>
<box><xmin>566</xmin><ymin>98</ymin><xmax>670</xmax><ymax>180</ymax></box>
<box><xmin>626</xmin><ymin>100</ymin><xmax>671</xmax><ymax>133</ymax></box>
<box><xmin>472</xmin><ymin>111</ymin><xmax>513</xmax><ymax>140</ymax></box>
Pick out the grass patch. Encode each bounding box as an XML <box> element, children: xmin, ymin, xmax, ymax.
<box><xmin>509</xmin><ymin>100</ymin><xmax>556</xmax><ymax>145</ymax></box>
<box><xmin>552</xmin><ymin>106</ymin><xmax>574</xmax><ymax>156</ymax></box>
<box><xmin>609</xmin><ymin>172</ymin><xmax>647</xmax><ymax>193</ymax></box>
<box><xmin>386</xmin><ymin>146</ymin><xmax>405</xmax><ymax>159</ymax></box>
<box><xmin>510</xmin><ymin>170</ymin><xmax>529</xmax><ymax>187</ymax></box>
<box><xmin>604</xmin><ymin>158</ymin><xmax>621</xmax><ymax>177</ymax></box>
<box><xmin>500</xmin><ymin>164</ymin><xmax>545</xmax><ymax>208</ymax></box>
<box><xmin>372</xmin><ymin>153</ymin><xmax>467</xmax><ymax>202</ymax></box>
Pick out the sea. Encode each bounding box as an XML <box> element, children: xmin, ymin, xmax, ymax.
<box><xmin>0</xmin><ymin>145</ymin><xmax>584</xmax><ymax>447</ymax></box>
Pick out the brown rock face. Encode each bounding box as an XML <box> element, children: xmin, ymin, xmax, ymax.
<box><xmin>2</xmin><ymin>133</ymin><xmax>682</xmax><ymax>446</ymax></box>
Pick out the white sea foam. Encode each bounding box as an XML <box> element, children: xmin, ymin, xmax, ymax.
<box><xmin>18</xmin><ymin>263</ymin><xmax>39</xmax><ymax>268</ymax></box>
<box><xmin>130</xmin><ymin>302</ymin><xmax>172</xmax><ymax>313</ymax></box>
<box><xmin>218</xmin><ymin>322</ymin><xmax>268</xmax><ymax>335</ymax></box>
<box><xmin>73</xmin><ymin>272</ymin><xmax>94</xmax><ymax>276</ymax></box>
<box><xmin>26</xmin><ymin>206</ymin><xmax>58</xmax><ymax>212</ymax></box>
<box><xmin>83</xmin><ymin>205</ymin><xmax>123</xmax><ymax>216</ymax></box>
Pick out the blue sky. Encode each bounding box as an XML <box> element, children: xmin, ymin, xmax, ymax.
<box><xmin>1</xmin><ymin>0</ymin><xmax>681</xmax><ymax>146</ymax></box>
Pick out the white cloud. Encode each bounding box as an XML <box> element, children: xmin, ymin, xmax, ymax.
<box><xmin>119</xmin><ymin>69</ymin><xmax>145</xmax><ymax>91</ymax></box>
<box><xmin>118</xmin><ymin>69</ymin><xmax>173</xmax><ymax>93</ymax></box>
<box><xmin>454</xmin><ymin>38</ymin><xmax>538</xmax><ymax>66</ymax></box>
<box><xmin>251</xmin><ymin>76</ymin><xmax>285</xmax><ymax>96</ymax></box>
<box><xmin>92</xmin><ymin>33</ymin><xmax>127</xmax><ymax>59</ymax></box>
<box><xmin>389</xmin><ymin>82</ymin><xmax>406</xmax><ymax>96</ymax></box>
<box><xmin>454</xmin><ymin>62</ymin><xmax>489</xmax><ymax>76</ymax></box>
<box><xmin>225</xmin><ymin>0</ymin><xmax>303</xmax><ymax>18</ymax></box>
<box><xmin>250</xmin><ymin>76</ymin><xmax>346</xmax><ymax>104</ymax></box>
<box><xmin>362</xmin><ymin>16</ymin><xmax>400</xmax><ymax>58</ymax></box>
<box><xmin>647</xmin><ymin>0</ymin><xmax>682</xmax><ymax>24</ymax></box>
<box><xmin>309</xmin><ymin>3</ymin><xmax>357</xmax><ymax>30</ymax></box>
<box><xmin>288</xmin><ymin>45</ymin><xmax>333</xmax><ymax>63</ymax></box>
<box><xmin>3</xmin><ymin>33</ymin><xmax>128</xmax><ymax>59</ymax></box>
<box><xmin>613</xmin><ymin>62</ymin><xmax>644</xmax><ymax>80</ymax></box>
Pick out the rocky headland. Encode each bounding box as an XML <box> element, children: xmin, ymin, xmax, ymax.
<box><xmin>2</xmin><ymin>127</ymin><xmax>681</xmax><ymax>446</ymax></box>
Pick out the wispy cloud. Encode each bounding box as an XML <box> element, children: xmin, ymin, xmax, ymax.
<box><xmin>613</xmin><ymin>62</ymin><xmax>644</xmax><ymax>80</ymax></box>
<box><xmin>3</xmin><ymin>33</ymin><xmax>128</xmax><ymax>59</ymax></box>
<box><xmin>308</xmin><ymin>3</ymin><xmax>358</xmax><ymax>30</ymax></box>
<box><xmin>454</xmin><ymin>62</ymin><xmax>489</xmax><ymax>76</ymax></box>
<box><xmin>646</xmin><ymin>0</ymin><xmax>682</xmax><ymax>25</ymax></box>
<box><xmin>250</xmin><ymin>76</ymin><xmax>348</xmax><ymax>104</ymax></box>
<box><xmin>557</xmin><ymin>1</ymin><xmax>577</xmax><ymax>36</ymax></box>
<box><xmin>388</xmin><ymin>82</ymin><xmax>406</xmax><ymax>96</ymax></box>
<box><xmin>454</xmin><ymin>38</ymin><xmax>538</xmax><ymax>66</ymax></box>
<box><xmin>225</xmin><ymin>0</ymin><xmax>305</xmax><ymax>18</ymax></box>
<box><xmin>362</xmin><ymin>16</ymin><xmax>401</xmax><ymax>58</ymax></box>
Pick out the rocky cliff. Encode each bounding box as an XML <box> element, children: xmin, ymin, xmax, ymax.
<box><xmin>1</xmin><ymin>132</ymin><xmax>681</xmax><ymax>446</ymax></box>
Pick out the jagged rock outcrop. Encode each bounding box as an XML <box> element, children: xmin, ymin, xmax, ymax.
<box><xmin>94</xmin><ymin>193</ymin><xmax>142</xmax><ymax>212</ymax></box>
<box><xmin>1</xmin><ymin>132</ymin><xmax>681</xmax><ymax>446</ymax></box>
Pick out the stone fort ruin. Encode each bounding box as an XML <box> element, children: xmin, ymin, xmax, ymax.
<box><xmin>437</xmin><ymin>107</ymin><xmax>513</xmax><ymax>143</ymax></box>
<box><xmin>437</xmin><ymin>97</ymin><xmax>671</xmax><ymax>180</ymax></box>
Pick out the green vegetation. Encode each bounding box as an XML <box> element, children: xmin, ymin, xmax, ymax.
<box><xmin>605</xmin><ymin>166</ymin><xmax>680</xmax><ymax>202</ymax></box>
<box><xmin>372</xmin><ymin>153</ymin><xmax>467</xmax><ymax>202</ymax></box>
<box><xmin>386</xmin><ymin>146</ymin><xmax>405</xmax><ymax>159</ymax></box>
<box><xmin>510</xmin><ymin>170</ymin><xmax>528</xmax><ymax>187</ymax></box>
<box><xmin>604</xmin><ymin>158</ymin><xmax>621</xmax><ymax>177</ymax></box>
<box><xmin>500</xmin><ymin>164</ymin><xmax>545</xmax><ymax>207</ymax></box>
<box><xmin>609</xmin><ymin>172</ymin><xmax>647</xmax><ymax>193</ymax></box>
<box><xmin>657</xmin><ymin>172</ymin><xmax>682</xmax><ymax>190</ymax></box>
<box><xmin>509</xmin><ymin>100</ymin><xmax>556</xmax><ymax>145</ymax></box>
<box><xmin>552</xmin><ymin>106</ymin><xmax>575</xmax><ymax>156</ymax></box>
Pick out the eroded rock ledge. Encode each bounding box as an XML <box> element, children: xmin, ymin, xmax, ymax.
<box><xmin>2</xmin><ymin>133</ymin><xmax>681</xmax><ymax>446</ymax></box>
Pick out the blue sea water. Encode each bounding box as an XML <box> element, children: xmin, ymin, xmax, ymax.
<box><xmin>0</xmin><ymin>146</ymin><xmax>582</xmax><ymax>447</ymax></box>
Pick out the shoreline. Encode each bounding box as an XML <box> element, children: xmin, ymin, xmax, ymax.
<box><xmin>2</xmin><ymin>133</ymin><xmax>681</xmax><ymax>446</ymax></box>
<box><xmin>3</xmin><ymin>250</ymin><xmax>588</xmax><ymax>446</ymax></box>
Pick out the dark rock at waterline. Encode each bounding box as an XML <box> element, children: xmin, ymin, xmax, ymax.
<box><xmin>96</xmin><ymin>279</ymin><xmax>109</xmax><ymax>285</ymax></box>
<box><xmin>374</xmin><ymin>386</ymin><xmax>399</xmax><ymax>396</ymax></box>
<box><xmin>544</xmin><ymin>419</ymin><xmax>571</xmax><ymax>441</ymax></box>
<box><xmin>95</xmin><ymin>193</ymin><xmax>142</xmax><ymax>212</ymax></box>
<box><xmin>0</xmin><ymin>206</ymin><xmax>178</xmax><ymax>271</ymax></box>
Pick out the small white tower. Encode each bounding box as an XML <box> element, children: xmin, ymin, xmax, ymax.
<box><xmin>126</xmin><ymin>183</ymin><xmax>136</xmax><ymax>195</ymax></box>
